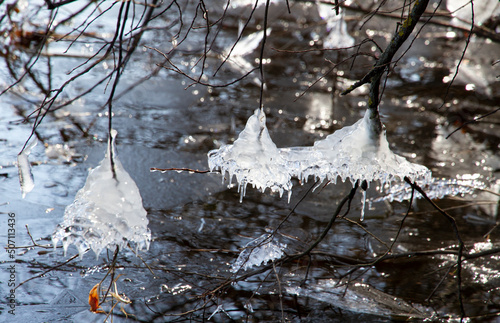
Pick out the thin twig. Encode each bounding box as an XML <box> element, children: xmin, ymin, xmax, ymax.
<box><xmin>14</xmin><ymin>253</ymin><xmax>79</xmax><ymax>291</ymax></box>
<box><xmin>404</xmin><ymin>177</ymin><xmax>465</xmax><ymax>319</ymax></box>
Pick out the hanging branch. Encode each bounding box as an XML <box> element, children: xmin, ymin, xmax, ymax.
<box><xmin>258</xmin><ymin>0</ymin><xmax>271</xmax><ymax>109</ymax></box>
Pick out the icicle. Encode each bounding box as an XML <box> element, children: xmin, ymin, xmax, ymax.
<box><xmin>360</xmin><ymin>190</ymin><xmax>367</xmax><ymax>221</ymax></box>
<box><xmin>17</xmin><ymin>139</ymin><xmax>37</xmax><ymax>198</ymax></box>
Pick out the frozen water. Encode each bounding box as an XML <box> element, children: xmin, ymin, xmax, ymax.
<box><xmin>317</xmin><ymin>4</ymin><xmax>354</xmax><ymax>49</ymax></box>
<box><xmin>446</xmin><ymin>0</ymin><xmax>500</xmax><ymax>28</ymax></box>
<box><xmin>286</xmin><ymin>279</ymin><xmax>428</xmax><ymax>318</ymax></box>
<box><xmin>282</xmin><ymin>109</ymin><xmax>431</xmax><ymax>186</ymax></box>
<box><xmin>231</xmin><ymin>233</ymin><xmax>287</xmax><ymax>272</ymax></box>
<box><xmin>223</xmin><ymin>29</ymin><xmax>271</xmax><ymax>87</ymax></box>
<box><xmin>370</xmin><ymin>174</ymin><xmax>487</xmax><ymax>205</ymax></box>
<box><xmin>17</xmin><ymin>139</ymin><xmax>37</xmax><ymax>198</ymax></box>
<box><xmin>208</xmin><ymin>109</ymin><xmax>432</xmax><ymax>202</ymax></box>
<box><xmin>361</xmin><ymin>189</ymin><xmax>368</xmax><ymax>221</ymax></box>
<box><xmin>208</xmin><ymin>108</ymin><xmax>293</xmax><ymax>202</ymax></box>
<box><xmin>230</xmin><ymin>28</ymin><xmax>270</xmax><ymax>57</ymax></box>
<box><xmin>230</xmin><ymin>0</ymin><xmax>282</xmax><ymax>9</ymax></box>
<box><xmin>52</xmin><ymin>130</ymin><xmax>151</xmax><ymax>259</ymax></box>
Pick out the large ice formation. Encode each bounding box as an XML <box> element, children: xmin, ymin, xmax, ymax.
<box><xmin>52</xmin><ymin>130</ymin><xmax>151</xmax><ymax>259</ymax></box>
<box><xmin>231</xmin><ymin>233</ymin><xmax>287</xmax><ymax>272</ymax></box>
<box><xmin>208</xmin><ymin>109</ymin><xmax>432</xmax><ymax>202</ymax></box>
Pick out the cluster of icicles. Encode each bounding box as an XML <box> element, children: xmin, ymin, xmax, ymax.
<box><xmin>208</xmin><ymin>108</ymin><xmax>433</xmax><ymax>207</ymax></box>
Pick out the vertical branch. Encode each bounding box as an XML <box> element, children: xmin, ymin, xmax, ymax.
<box><xmin>106</xmin><ymin>0</ymin><xmax>130</xmax><ymax>179</ymax></box>
<box><xmin>341</xmin><ymin>0</ymin><xmax>430</xmax><ymax>136</ymax></box>
<box><xmin>368</xmin><ymin>73</ymin><xmax>383</xmax><ymax>138</ymax></box>
<box><xmin>258</xmin><ymin>0</ymin><xmax>271</xmax><ymax>109</ymax></box>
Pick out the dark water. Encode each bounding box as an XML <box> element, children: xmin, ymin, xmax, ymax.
<box><xmin>0</xmin><ymin>1</ymin><xmax>499</xmax><ymax>322</ymax></box>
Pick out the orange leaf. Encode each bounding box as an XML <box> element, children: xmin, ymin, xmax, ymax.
<box><xmin>89</xmin><ymin>283</ymin><xmax>103</xmax><ymax>313</ymax></box>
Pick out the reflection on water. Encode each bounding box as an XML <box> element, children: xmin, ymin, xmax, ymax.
<box><xmin>0</xmin><ymin>0</ymin><xmax>499</xmax><ymax>322</ymax></box>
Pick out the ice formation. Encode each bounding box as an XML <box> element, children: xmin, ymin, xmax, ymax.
<box><xmin>17</xmin><ymin>139</ymin><xmax>37</xmax><ymax>198</ymax></box>
<box><xmin>52</xmin><ymin>130</ymin><xmax>151</xmax><ymax>259</ymax></box>
<box><xmin>446</xmin><ymin>0</ymin><xmax>500</xmax><ymax>28</ymax></box>
<box><xmin>286</xmin><ymin>279</ymin><xmax>427</xmax><ymax>318</ymax></box>
<box><xmin>208</xmin><ymin>109</ymin><xmax>432</xmax><ymax>202</ymax></box>
<box><xmin>208</xmin><ymin>109</ymin><xmax>293</xmax><ymax>201</ymax></box>
<box><xmin>223</xmin><ymin>29</ymin><xmax>271</xmax><ymax>87</ymax></box>
<box><xmin>370</xmin><ymin>174</ymin><xmax>487</xmax><ymax>205</ymax></box>
<box><xmin>317</xmin><ymin>5</ymin><xmax>354</xmax><ymax>49</ymax></box>
<box><xmin>231</xmin><ymin>233</ymin><xmax>287</xmax><ymax>272</ymax></box>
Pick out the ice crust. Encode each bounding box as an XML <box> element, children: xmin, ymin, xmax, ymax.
<box><xmin>52</xmin><ymin>130</ymin><xmax>151</xmax><ymax>259</ymax></box>
<box><xmin>17</xmin><ymin>139</ymin><xmax>37</xmax><ymax>198</ymax></box>
<box><xmin>231</xmin><ymin>233</ymin><xmax>287</xmax><ymax>272</ymax></box>
<box><xmin>208</xmin><ymin>109</ymin><xmax>432</xmax><ymax>201</ymax></box>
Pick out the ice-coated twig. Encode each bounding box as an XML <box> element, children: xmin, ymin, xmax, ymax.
<box><xmin>52</xmin><ymin>130</ymin><xmax>151</xmax><ymax>259</ymax></box>
<box><xmin>208</xmin><ymin>304</ymin><xmax>231</xmax><ymax>320</ymax></box>
<box><xmin>231</xmin><ymin>233</ymin><xmax>287</xmax><ymax>273</ymax></box>
<box><xmin>371</xmin><ymin>175</ymin><xmax>487</xmax><ymax>205</ymax></box>
<box><xmin>17</xmin><ymin>139</ymin><xmax>38</xmax><ymax>198</ymax></box>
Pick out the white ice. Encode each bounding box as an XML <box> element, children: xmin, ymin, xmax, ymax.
<box><xmin>208</xmin><ymin>108</ymin><xmax>293</xmax><ymax>202</ymax></box>
<box><xmin>17</xmin><ymin>139</ymin><xmax>37</xmax><ymax>199</ymax></box>
<box><xmin>317</xmin><ymin>4</ymin><xmax>354</xmax><ymax>49</ymax></box>
<box><xmin>223</xmin><ymin>29</ymin><xmax>271</xmax><ymax>87</ymax></box>
<box><xmin>52</xmin><ymin>129</ymin><xmax>151</xmax><ymax>259</ymax></box>
<box><xmin>231</xmin><ymin>233</ymin><xmax>287</xmax><ymax>272</ymax></box>
<box><xmin>286</xmin><ymin>279</ymin><xmax>427</xmax><ymax>318</ymax></box>
<box><xmin>446</xmin><ymin>0</ymin><xmax>500</xmax><ymax>28</ymax></box>
<box><xmin>208</xmin><ymin>109</ymin><xmax>432</xmax><ymax>203</ymax></box>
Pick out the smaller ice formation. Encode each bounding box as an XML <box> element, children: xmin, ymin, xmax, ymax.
<box><xmin>17</xmin><ymin>139</ymin><xmax>37</xmax><ymax>198</ymax></box>
<box><xmin>317</xmin><ymin>4</ymin><xmax>354</xmax><ymax>49</ymax></box>
<box><xmin>208</xmin><ymin>109</ymin><xmax>432</xmax><ymax>202</ymax></box>
<box><xmin>370</xmin><ymin>174</ymin><xmax>487</xmax><ymax>205</ymax></box>
<box><xmin>223</xmin><ymin>28</ymin><xmax>271</xmax><ymax>87</ymax></box>
<box><xmin>231</xmin><ymin>233</ymin><xmax>287</xmax><ymax>272</ymax></box>
<box><xmin>52</xmin><ymin>130</ymin><xmax>151</xmax><ymax>259</ymax></box>
<box><xmin>446</xmin><ymin>0</ymin><xmax>500</xmax><ymax>28</ymax></box>
<box><xmin>286</xmin><ymin>279</ymin><xmax>428</xmax><ymax>319</ymax></box>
